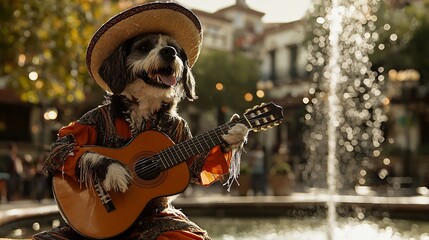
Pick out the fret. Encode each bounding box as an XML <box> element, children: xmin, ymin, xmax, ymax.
<box><xmin>171</xmin><ymin>146</ymin><xmax>182</xmax><ymax>165</ymax></box>
<box><xmin>196</xmin><ymin>136</ymin><xmax>206</xmax><ymax>153</ymax></box>
<box><xmin>175</xmin><ymin>143</ymin><xmax>187</xmax><ymax>161</ymax></box>
<box><xmin>164</xmin><ymin>147</ymin><xmax>175</xmax><ymax>168</ymax></box>
<box><xmin>219</xmin><ymin>126</ymin><xmax>227</xmax><ymax>135</ymax></box>
<box><xmin>213</xmin><ymin>128</ymin><xmax>224</xmax><ymax>143</ymax></box>
<box><xmin>223</xmin><ymin>123</ymin><xmax>232</xmax><ymax>139</ymax></box>
<box><xmin>184</xmin><ymin>145</ymin><xmax>196</xmax><ymax>159</ymax></box>
<box><xmin>185</xmin><ymin>141</ymin><xmax>196</xmax><ymax>156</ymax></box>
<box><xmin>158</xmin><ymin>154</ymin><xmax>167</xmax><ymax>169</ymax></box>
<box><xmin>160</xmin><ymin>149</ymin><xmax>168</xmax><ymax>168</ymax></box>
<box><xmin>206</xmin><ymin>131</ymin><xmax>216</xmax><ymax>146</ymax></box>
<box><xmin>182</xmin><ymin>141</ymin><xmax>193</xmax><ymax>159</ymax></box>
<box><xmin>190</xmin><ymin>141</ymin><xmax>200</xmax><ymax>155</ymax></box>
<box><xmin>200</xmin><ymin>132</ymin><xmax>212</xmax><ymax>149</ymax></box>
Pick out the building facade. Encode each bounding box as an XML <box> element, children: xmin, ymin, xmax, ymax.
<box><xmin>191</xmin><ymin>1</ymin><xmax>310</xmax><ymax>177</ymax></box>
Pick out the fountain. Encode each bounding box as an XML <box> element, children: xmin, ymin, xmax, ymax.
<box><xmin>304</xmin><ymin>0</ymin><xmax>386</xmax><ymax>192</ymax></box>
<box><xmin>304</xmin><ymin>0</ymin><xmax>388</xmax><ymax>239</ymax></box>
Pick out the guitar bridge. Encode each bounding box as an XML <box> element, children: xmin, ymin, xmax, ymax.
<box><xmin>95</xmin><ymin>182</ymin><xmax>116</xmax><ymax>213</ymax></box>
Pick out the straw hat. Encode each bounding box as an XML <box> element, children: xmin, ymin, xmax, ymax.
<box><xmin>86</xmin><ymin>1</ymin><xmax>203</xmax><ymax>92</ymax></box>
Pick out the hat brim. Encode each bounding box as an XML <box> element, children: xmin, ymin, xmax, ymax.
<box><xmin>86</xmin><ymin>2</ymin><xmax>202</xmax><ymax>92</ymax></box>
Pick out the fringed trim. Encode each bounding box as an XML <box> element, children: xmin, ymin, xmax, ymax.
<box><xmin>124</xmin><ymin>109</ymin><xmax>140</xmax><ymax>137</ymax></box>
<box><xmin>78</xmin><ymin>152</ymin><xmax>101</xmax><ymax>189</ymax></box>
<box><xmin>223</xmin><ymin>145</ymin><xmax>245</xmax><ymax>192</ymax></box>
<box><xmin>43</xmin><ymin>135</ymin><xmax>76</xmax><ymax>174</ymax></box>
<box><xmin>221</xmin><ymin>123</ymin><xmax>249</xmax><ymax>191</ymax></box>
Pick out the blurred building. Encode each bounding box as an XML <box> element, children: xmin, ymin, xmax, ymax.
<box><xmin>193</xmin><ymin>0</ymin><xmax>429</xmax><ymax>186</ymax></box>
<box><xmin>380</xmin><ymin>0</ymin><xmax>429</xmax><ymax>185</ymax></box>
<box><xmin>256</xmin><ymin>20</ymin><xmax>310</xmax><ymax>175</ymax></box>
<box><xmin>191</xmin><ymin>9</ymin><xmax>234</xmax><ymax>52</ymax></box>
<box><xmin>0</xmin><ymin>84</ymin><xmax>46</xmax><ymax>157</ymax></box>
<box><xmin>190</xmin><ymin>1</ymin><xmax>310</xmax><ymax>175</ymax></box>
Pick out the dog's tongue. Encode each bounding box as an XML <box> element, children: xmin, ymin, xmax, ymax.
<box><xmin>157</xmin><ymin>74</ymin><xmax>177</xmax><ymax>86</ymax></box>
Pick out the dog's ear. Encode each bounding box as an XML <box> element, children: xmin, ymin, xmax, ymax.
<box><xmin>98</xmin><ymin>40</ymin><xmax>133</xmax><ymax>94</ymax></box>
<box><xmin>182</xmin><ymin>61</ymin><xmax>197</xmax><ymax>101</ymax></box>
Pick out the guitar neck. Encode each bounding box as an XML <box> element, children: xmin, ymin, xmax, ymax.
<box><xmin>156</xmin><ymin>118</ymin><xmax>245</xmax><ymax>170</ymax></box>
<box><xmin>153</xmin><ymin>102</ymin><xmax>284</xmax><ymax>171</ymax></box>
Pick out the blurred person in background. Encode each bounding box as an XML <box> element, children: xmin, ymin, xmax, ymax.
<box><xmin>248</xmin><ymin>142</ymin><xmax>267</xmax><ymax>195</ymax></box>
<box><xmin>6</xmin><ymin>142</ymin><xmax>24</xmax><ymax>201</ymax></box>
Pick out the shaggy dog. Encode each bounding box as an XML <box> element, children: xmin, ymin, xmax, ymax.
<box><xmin>78</xmin><ymin>33</ymin><xmax>248</xmax><ymax>193</ymax></box>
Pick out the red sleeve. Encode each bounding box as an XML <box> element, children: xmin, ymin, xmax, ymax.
<box><xmin>199</xmin><ymin>145</ymin><xmax>232</xmax><ymax>186</ymax></box>
<box><xmin>57</xmin><ymin>122</ymin><xmax>98</xmax><ymax>179</ymax></box>
<box><xmin>176</xmin><ymin>118</ymin><xmax>232</xmax><ymax>186</ymax></box>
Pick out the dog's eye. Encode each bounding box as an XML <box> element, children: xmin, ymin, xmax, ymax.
<box><xmin>135</xmin><ymin>39</ymin><xmax>155</xmax><ymax>53</ymax></box>
<box><xmin>140</xmin><ymin>45</ymin><xmax>151</xmax><ymax>52</ymax></box>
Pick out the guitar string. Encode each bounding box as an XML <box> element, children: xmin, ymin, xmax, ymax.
<box><xmin>130</xmin><ymin>121</ymin><xmax>239</xmax><ymax>177</ymax></box>
<box><xmin>130</xmin><ymin>123</ymin><xmax>233</xmax><ymax>177</ymax></box>
<box><xmin>130</xmin><ymin>137</ymin><xmax>222</xmax><ymax>178</ymax></box>
<box><xmin>129</xmin><ymin>112</ymin><xmax>279</xmax><ymax>178</ymax></box>
<box><xmin>129</xmin><ymin>112</ymin><xmax>277</xmax><ymax>177</ymax></box>
<box><xmin>131</xmin><ymin>109</ymin><xmax>279</xmax><ymax>177</ymax></box>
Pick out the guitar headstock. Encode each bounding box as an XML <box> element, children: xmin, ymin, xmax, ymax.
<box><xmin>242</xmin><ymin>102</ymin><xmax>284</xmax><ymax>132</ymax></box>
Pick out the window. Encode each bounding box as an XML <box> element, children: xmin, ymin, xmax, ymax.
<box><xmin>288</xmin><ymin>44</ymin><xmax>298</xmax><ymax>79</ymax></box>
<box><xmin>269</xmin><ymin>49</ymin><xmax>277</xmax><ymax>81</ymax></box>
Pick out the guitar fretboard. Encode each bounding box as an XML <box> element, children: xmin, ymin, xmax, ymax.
<box><xmin>154</xmin><ymin>118</ymin><xmax>246</xmax><ymax>170</ymax></box>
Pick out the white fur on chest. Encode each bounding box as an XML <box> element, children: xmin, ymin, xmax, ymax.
<box><xmin>121</xmin><ymin>80</ymin><xmax>178</xmax><ymax>129</ymax></box>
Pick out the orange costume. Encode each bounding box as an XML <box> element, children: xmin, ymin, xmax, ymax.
<box><xmin>33</xmin><ymin>96</ymin><xmax>232</xmax><ymax>240</ymax></box>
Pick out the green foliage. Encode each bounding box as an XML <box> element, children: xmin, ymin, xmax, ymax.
<box><xmin>370</xmin><ymin>0</ymin><xmax>429</xmax><ymax>79</ymax></box>
<box><xmin>0</xmin><ymin>0</ymin><xmax>113</xmax><ymax>105</ymax></box>
<box><xmin>305</xmin><ymin>0</ymin><xmax>429</xmax><ymax>85</ymax></box>
<box><xmin>191</xmin><ymin>50</ymin><xmax>261</xmax><ymax>113</ymax></box>
<box><xmin>382</xmin><ymin>143</ymin><xmax>403</xmax><ymax>156</ymax></box>
<box><xmin>269</xmin><ymin>162</ymin><xmax>292</xmax><ymax>175</ymax></box>
<box><xmin>240</xmin><ymin>163</ymin><xmax>251</xmax><ymax>175</ymax></box>
<box><xmin>417</xmin><ymin>143</ymin><xmax>429</xmax><ymax>155</ymax></box>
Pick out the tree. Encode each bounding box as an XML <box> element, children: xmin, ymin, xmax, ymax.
<box><xmin>190</xmin><ymin>50</ymin><xmax>261</xmax><ymax>115</ymax></box>
<box><xmin>370</xmin><ymin>0</ymin><xmax>429</xmax><ymax>82</ymax></box>
<box><xmin>0</xmin><ymin>0</ymin><xmax>117</xmax><ymax>106</ymax></box>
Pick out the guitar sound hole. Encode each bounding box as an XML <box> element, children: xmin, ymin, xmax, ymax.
<box><xmin>135</xmin><ymin>158</ymin><xmax>161</xmax><ymax>181</ymax></box>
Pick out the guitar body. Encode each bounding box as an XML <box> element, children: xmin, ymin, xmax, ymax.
<box><xmin>52</xmin><ymin>131</ymin><xmax>190</xmax><ymax>239</ymax></box>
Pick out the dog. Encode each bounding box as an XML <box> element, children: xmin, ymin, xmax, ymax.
<box><xmin>78</xmin><ymin>33</ymin><xmax>248</xmax><ymax>193</ymax></box>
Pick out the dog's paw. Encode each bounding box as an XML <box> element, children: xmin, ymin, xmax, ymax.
<box><xmin>102</xmin><ymin>162</ymin><xmax>132</xmax><ymax>192</ymax></box>
<box><xmin>79</xmin><ymin>152</ymin><xmax>132</xmax><ymax>193</ymax></box>
<box><xmin>222</xmin><ymin>123</ymin><xmax>249</xmax><ymax>150</ymax></box>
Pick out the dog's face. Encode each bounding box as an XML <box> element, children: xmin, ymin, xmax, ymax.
<box><xmin>127</xmin><ymin>34</ymin><xmax>184</xmax><ymax>89</ymax></box>
<box><xmin>98</xmin><ymin>33</ymin><xmax>196</xmax><ymax>102</ymax></box>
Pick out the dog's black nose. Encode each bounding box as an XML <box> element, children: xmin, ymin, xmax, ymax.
<box><xmin>160</xmin><ymin>46</ymin><xmax>177</xmax><ymax>61</ymax></box>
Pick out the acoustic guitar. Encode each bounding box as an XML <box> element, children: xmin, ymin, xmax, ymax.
<box><xmin>52</xmin><ymin>102</ymin><xmax>283</xmax><ymax>239</ymax></box>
